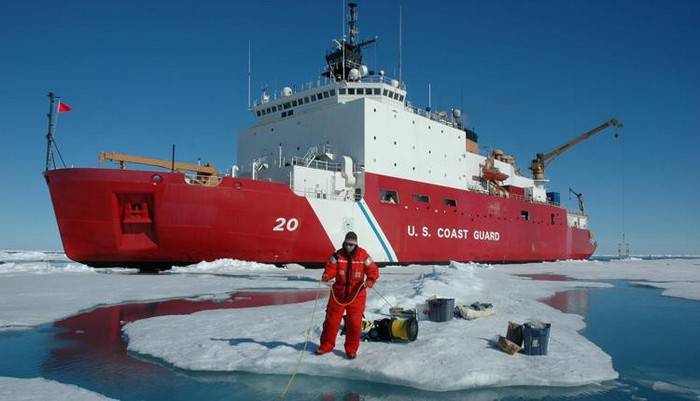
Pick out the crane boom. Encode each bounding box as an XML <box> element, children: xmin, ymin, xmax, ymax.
<box><xmin>98</xmin><ymin>151</ymin><xmax>219</xmax><ymax>185</ymax></box>
<box><xmin>530</xmin><ymin>118</ymin><xmax>623</xmax><ymax>180</ymax></box>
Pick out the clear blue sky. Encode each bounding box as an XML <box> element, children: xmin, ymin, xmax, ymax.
<box><xmin>1</xmin><ymin>0</ymin><xmax>698</xmax><ymax>255</ymax></box>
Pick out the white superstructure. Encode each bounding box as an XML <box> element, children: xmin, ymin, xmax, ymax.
<box><xmin>234</xmin><ymin>1</ymin><xmax>586</xmax><ymax>230</ymax></box>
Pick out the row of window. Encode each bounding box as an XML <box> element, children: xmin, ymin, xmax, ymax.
<box><xmin>255</xmin><ymin>86</ymin><xmax>405</xmax><ymax>118</ymax></box>
<box><xmin>379</xmin><ymin>189</ymin><xmax>456</xmax><ymax>207</ymax></box>
<box><xmin>256</xmin><ymin>89</ymin><xmax>338</xmax><ymax>117</ymax></box>
<box><xmin>378</xmin><ymin>189</ymin><xmax>554</xmax><ymax>223</ymax></box>
<box><xmin>338</xmin><ymin>87</ymin><xmax>405</xmax><ymax>102</ymax></box>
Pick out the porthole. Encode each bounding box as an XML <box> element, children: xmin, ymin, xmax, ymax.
<box><xmin>428</xmin><ymin>150</ymin><xmax>432</xmax><ymax>154</ymax></box>
<box><xmin>296</xmin><ymin>146</ymin><xmax>300</xmax><ymax>151</ymax></box>
<box><xmin>393</xmin><ymin>162</ymin><xmax>397</xmax><ymax>167</ymax></box>
<box><xmin>373</xmin><ymin>108</ymin><xmax>377</xmax><ymax>112</ymax></box>
<box><xmin>373</xmin><ymin>136</ymin><xmax>377</xmax><ymax>140</ymax></box>
<box><xmin>393</xmin><ymin>141</ymin><xmax>397</xmax><ymax>145</ymax></box>
<box><xmin>271</xmin><ymin>128</ymin><xmax>274</xmax><ymax>132</ymax></box>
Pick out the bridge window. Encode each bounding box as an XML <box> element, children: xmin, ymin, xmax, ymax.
<box><xmin>339</xmin><ymin>88</ymin><xmax>347</xmax><ymax>95</ymax></box>
<box><xmin>329</xmin><ymin>89</ymin><xmax>336</xmax><ymax>96</ymax></box>
<box><xmin>256</xmin><ymin>110</ymin><xmax>261</xmax><ymax>117</ymax></box>
<box><xmin>311</xmin><ymin>94</ymin><xmax>317</xmax><ymax>101</ymax></box>
<box><xmin>323</xmin><ymin>91</ymin><xmax>329</xmax><ymax>98</ymax></box>
<box><xmin>292</xmin><ymin>100</ymin><xmax>298</xmax><ymax>107</ymax></box>
<box><xmin>380</xmin><ymin>189</ymin><xmax>399</xmax><ymax>204</ymax></box>
<box><xmin>521</xmin><ymin>211</ymin><xmax>530</xmax><ymax>221</ymax></box>
<box><xmin>383</xmin><ymin>89</ymin><xmax>388</xmax><ymax>96</ymax></box>
<box><xmin>283</xmin><ymin>102</ymin><xmax>291</xmax><ymax>110</ymax></box>
<box><xmin>348</xmin><ymin>88</ymin><xmax>356</xmax><ymax>95</ymax></box>
<box><xmin>373</xmin><ymin>88</ymin><xmax>381</xmax><ymax>95</ymax></box>
<box><xmin>443</xmin><ymin>198</ymin><xmax>457</xmax><ymax>207</ymax></box>
<box><xmin>413</xmin><ymin>194</ymin><xmax>430</xmax><ymax>203</ymax></box>
<box><xmin>272</xmin><ymin>106</ymin><xmax>277</xmax><ymax>112</ymax></box>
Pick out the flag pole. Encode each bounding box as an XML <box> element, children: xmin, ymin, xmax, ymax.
<box><xmin>45</xmin><ymin>92</ymin><xmax>58</xmax><ymax>171</ymax></box>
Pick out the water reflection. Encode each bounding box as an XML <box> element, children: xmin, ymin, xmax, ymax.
<box><xmin>519</xmin><ymin>273</ymin><xmax>591</xmax><ymax>317</ymax></box>
<box><xmin>43</xmin><ymin>289</ymin><xmax>323</xmax><ymax>386</ymax></box>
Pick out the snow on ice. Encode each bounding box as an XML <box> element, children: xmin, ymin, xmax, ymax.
<box><xmin>0</xmin><ymin>258</ymin><xmax>315</xmax><ymax>331</ymax></box>
<box><xmin>0</xmin><ymin>377</ymin><xmax>116</xmax><ymax>401</ymax></box>
<box><xmin>504</xmin><ymin>258</ymin><xmax>700</xmax><ymax>301</ymax></box>
<box><xmin>125</xmin><ymin>262</ymin><xmax>617</xmax><ymax>391</ymax></box>
<box><xmin>3</xmin><ymin>254</ymin><xmax>700</xmax><ymax>392</ymax></box>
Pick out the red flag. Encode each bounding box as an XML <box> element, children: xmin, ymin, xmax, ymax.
<box><xmin>58</xmin><ymin>100</ymin><xmax>72</xmax><ymax>113</ymax></box>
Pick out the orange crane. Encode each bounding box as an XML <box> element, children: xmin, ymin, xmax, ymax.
<box><xmin>530</xmin><ymin>119</ymin><xmax>623</xmax><ymax>180</ymax></box>
<box><xmin>98</xmin><ymin>151</ymin><xmax>219</xmax><ymax>186</ymax></box>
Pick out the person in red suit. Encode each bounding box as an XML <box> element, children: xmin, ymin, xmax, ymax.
<box><xmin>316</xmin><ymin>231</ymin><xmax>379</xmax><ymax>359</ymax></box>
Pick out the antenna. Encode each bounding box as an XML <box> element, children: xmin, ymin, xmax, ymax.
<box><xmin>247</xmin><ymin>40</ymin><xmax>252</xmax><ymax>109</ymax></box>
<box><xmin>348</xmin><ymin>2</ymin><xmax>359</xmax><ymax>45</ymax></box>
<box><xmin>399</xmin><ymin>4</ymin><xmax>402</xmax><ymax>84</ymax></box>
<box><xmin>342</xmin><ymin>0</ymin><xmax>346</xmax><ymax>38</ymax></box>
<box><xmin>428</xmin><ymin>83</ymin><xmax>432</xmax><ymax>110</ymax></box>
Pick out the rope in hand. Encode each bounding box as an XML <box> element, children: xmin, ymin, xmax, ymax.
<box><xmin>279</xmin><ymin>279</ymin><xmax>392</xmax><ymax>400</ymax></box>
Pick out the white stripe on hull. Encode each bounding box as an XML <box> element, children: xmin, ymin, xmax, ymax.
<box><xmin>306</xmin><ymin>198</ymin><xmax>398</xmax><ymax>263</ymax></box>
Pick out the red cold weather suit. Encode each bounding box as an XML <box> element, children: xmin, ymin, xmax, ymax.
<box><xmin>318</xmin><ymin>246</ymin><xmax>379</xmax><ymax>355</ymax></box>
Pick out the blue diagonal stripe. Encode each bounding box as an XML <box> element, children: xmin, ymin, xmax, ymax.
<box><xmin>357</xmin><ymin>201</ymin><xmax>395</xmax><ymax>262</ymax></box>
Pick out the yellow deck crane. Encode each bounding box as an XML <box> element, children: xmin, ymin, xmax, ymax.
<box><xmin>98</xmin><ymin>151</ymin><xmax>219</xmax><ymax>186</ymax></box>
<box><xmin>530</xmin><ymin>119</ymin><xmax>623</xmax><ymax>180</ymax></box>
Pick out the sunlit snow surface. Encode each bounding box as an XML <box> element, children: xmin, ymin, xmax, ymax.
<box><xmin>0</xmin><ymin>377</ymin><xmax>116</xmax><ymax>401</ymax></box>
<box><xmin>1</xmin><ymin>252</ymin><xmax>699</xmax><ymax>394</ymax></box>
<box><xmin>124</xmin><ymin>262</ymin><xmax>618</xmax><ymax>391</ymax></box>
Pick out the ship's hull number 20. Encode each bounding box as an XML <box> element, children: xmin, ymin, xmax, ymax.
<box><xmin>273</xmin><ymin>217</ymin><xmax>299</xmax><ymax>232</ymax></box>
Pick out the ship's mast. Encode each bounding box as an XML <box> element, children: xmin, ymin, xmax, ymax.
<box><xmin>45</xmin><ymin>92</ymin><xmax>57</xmax><ymax>171</ymax></box>
<box><xmin>324</xmin><ymin>2</ymin><xmax>376</xmax><ymax>81</ymax></box>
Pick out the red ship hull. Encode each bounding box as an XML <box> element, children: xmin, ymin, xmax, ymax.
<box><xmin>45</xmin><ymin>168</ymin><xmax>595</xmax><ymax>268</ymax></box>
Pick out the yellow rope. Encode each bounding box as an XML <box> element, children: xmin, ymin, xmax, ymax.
<box><xmin>329</xmin><ymin>281</ymin><xmax>367</xmax><ymax>306</ymax></box>
<box><xmin>279</xmin><ymin>280</ymin><xmax>367</xmax><ymax>399</ymax></box>
<box><xmin>279</xmin><ymin>278</ymin><xmax>323</xmax><ymax>400</ymax></box>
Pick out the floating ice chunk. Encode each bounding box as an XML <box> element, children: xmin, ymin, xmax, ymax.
<box><xmin>125</xmin><ymin>263</ymin><xmax>618</xmax><ymax>391</ymax></box>
<box><xmin>505</xmin><ymin>258</ymin><xmax>700</xmax><ymax>301</ymax></box>
<box><xmin>0</xmin><ymin>377</ymin><xmax>116</xmax><ymax>401</ymax></box>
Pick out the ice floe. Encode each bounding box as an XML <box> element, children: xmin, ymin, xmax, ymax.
<box><xmin>505</xmin><ymin>258</ymin><xmax>700</xmax><ymax>301</ymax></box>
<box><xmin>0</xmin><ymin>377</ymin><xmax>116</xmax><ymax>401</ymax></box>
<box><xmin>0</xmin><ymin>261</ymin><xmax>95</xmax><ymax>275</ymax></box>
<box><xmin>0</xmin><ymin>250</ymin><xmax>68</xmax><ymax>262</ymax></box>
<box><xmin>0</xmin><ymin>261</ymin><xmax>318</xmax><ymax>331</ymax></box>
<box><xmin>124</xmin><ymin>263</ymin><xmax>617</xmax><ymax>391</ymax></box>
